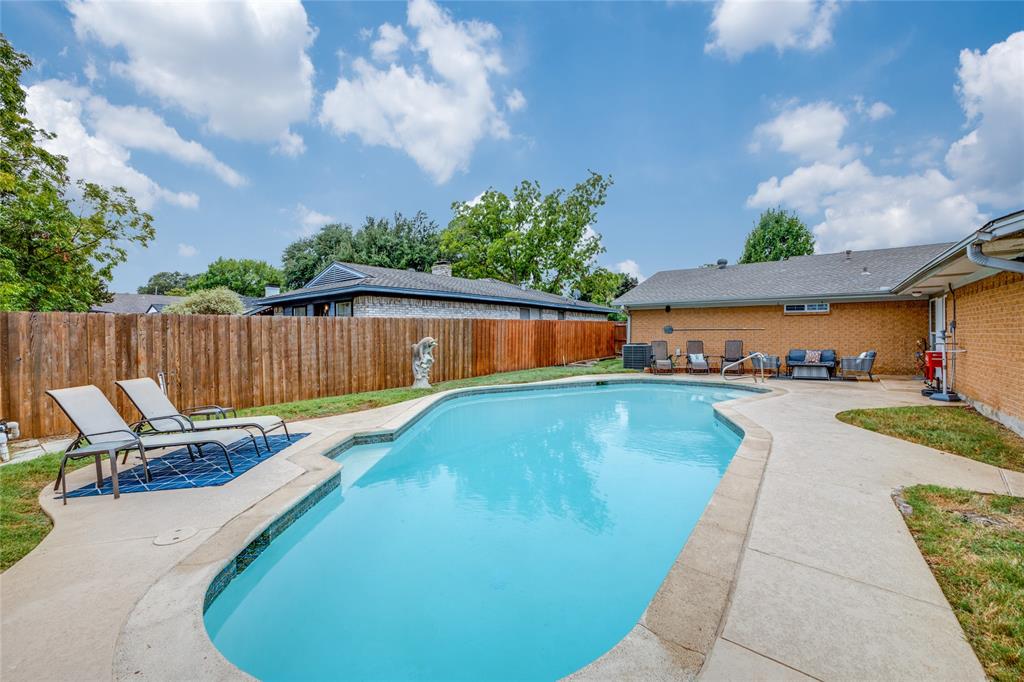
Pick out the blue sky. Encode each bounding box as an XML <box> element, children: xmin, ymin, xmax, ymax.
<box><xmin>6</xmin><ymin>1</ymin><xmax>1023</xmax><ymax>291</ymax></box>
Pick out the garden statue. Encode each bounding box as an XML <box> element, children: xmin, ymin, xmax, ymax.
<box><xmin>411</xmin><ymin>337</ymin><xmax>437</xmax><ymax>389</ymax></box>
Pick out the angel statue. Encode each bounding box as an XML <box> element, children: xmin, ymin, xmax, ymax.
<box><xmin>411</xmin><ymin>337</ymin><xmax>438</xmax><ymax>389</ymax></box>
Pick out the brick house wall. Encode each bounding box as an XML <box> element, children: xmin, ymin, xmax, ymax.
<box><xmin>628</xmin><ymin>300</ymin><xmax>929</xmax><ymax>374</ymax></box>
<box><xmin>942</xmin><ymin>271</ymin><xmax>1024</xmax><ymax>433</ymax></box>
<box><xmin>351</xmin><ymin>295</ymin><xmax>607</xmax><ymax>321</ymax></box>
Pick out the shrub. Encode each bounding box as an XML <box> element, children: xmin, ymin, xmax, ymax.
<box><xmin>164</xmin><ymin>287</ymin><xmax>244</xmax><ymax>315</ymax></box>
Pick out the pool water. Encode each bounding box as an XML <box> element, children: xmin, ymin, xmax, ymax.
<box><xmin>205</xmin><ymin>383</ymin><xmax>745</xmax><ymax>681</ymax></box>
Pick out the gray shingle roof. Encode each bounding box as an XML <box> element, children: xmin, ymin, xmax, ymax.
<box><xmin>91</xmin><ymin>294</ymin><xmax>185</xmax><ymax>314</ymax></box>
<box><xmin>614</xmin><ymin>243</ymin><xmax>954</xmax><ymax>307</ymax></box>
<box><xmin>260</xmin><ymin>262</ymin><xmax>615</xmax><ymax>313</ymax></box>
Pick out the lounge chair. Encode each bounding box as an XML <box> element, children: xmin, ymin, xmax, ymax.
<box><xmin>47</xmin><ymin>385</ymin><xmax>258</xmax><ymax>504</ymax></box>
<box><xmin>116</xmin><ymin>377</ymin><xmax>289</xmax><ymax>452</ymax></box>
<box><xmin>650</xmin><ymin>340</ymin><xmax>675</xmax><ymax>374</ymax></box>
<box><xmin>722</xmin><ymin>340</ymin><xmax>744</xmax><ymax>375</ymax></box>
<box><xmin>686</xmin><ymin>340</ymin><xmax>710</xmax><ymax>374</ymax></box>
<box><xmin>840</xmin><ymin>351</ymin><xmax>877</xmax><ymax>381</ymax></box>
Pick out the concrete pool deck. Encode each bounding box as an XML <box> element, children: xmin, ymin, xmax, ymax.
<box><xmin>2</xmin><ymin>374</ymin><xmax>1021</xmax><ymax>680</ymax></box>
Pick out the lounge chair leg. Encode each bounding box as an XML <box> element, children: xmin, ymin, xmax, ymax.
<box><xmin>260</xmin><ymin>429</ymin><xmax>270</xmax><ymax>453</ymax></box>
<box><xmin>283</xmin><ymin>422</ymin><xmax>291</xmax><ymax>442</ymax></box>
<box><xmin>94</xmin><ymin>455</ymin><xmax>104</xmax><ymax>489</ymax></box>
<box><xmin>218</xmin><ymin>444</ymin><xmax>234</xmax><ymax>474</ymax></box>
<box><xmin>250</xmin><ymin>434</ymin><xmax>262</xmax><ymax>457</ymax></box>
<box><xmin>186</xmin><ymin>444</ymin><xmax>196</xmax><ymax>462</ymax></box>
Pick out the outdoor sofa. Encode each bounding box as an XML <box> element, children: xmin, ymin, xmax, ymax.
<box><xmin>785</xmin><ymin>349</ymin><xmax>837</xmax><ymax>380</ymax></box>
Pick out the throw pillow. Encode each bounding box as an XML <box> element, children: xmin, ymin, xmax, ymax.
<box><xmin>805</xmin><ymin>350</ymin><xmax>822</xmax><ymax>363</ymax></box>
<box><xmin>689</xmin><ymin>353</ymin><xmax>705</xmax><ymax>364</ymax></box>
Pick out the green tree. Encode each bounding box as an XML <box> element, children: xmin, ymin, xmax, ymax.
<box><xmin>188</xmin><ymin>258</ymin><xmax>282</xmax><ymax>297</ymax></box>
<box><xmin>163</xmin><ymin>287</ymin><xmax>244</xmax><ymax>315</ymax></box>
<box><xmin>738</xmin><ymin>208</ymin><xmax>815</xmax><ymax>264</ymax></box>
<box><xmin>280</xmin><ymin>213</ymin><xmax>439</xmax><ymax>289</ymax></box>
<box><xmin>0</xmin><ymin>36</ymin><xmax>155</xmax><ymax>311</ymax></box>
<box><xmin>441</xmin><ymin>172</ymin><xmax>612</xmax><ymax>295</ymax></box>
<box><xmin>281</xmin><ymin>223</ymin><xmax>356</xmax><ymax>289</ymax></box>
<box><xmin>138</xmin><ymin>271</ymin><xmax>193</xmax><ymax>294</ymax></box>
<box><xmin>576</xmin><ymin>267</ymin><xmax>622</xmax><ymax>306</ymax></box>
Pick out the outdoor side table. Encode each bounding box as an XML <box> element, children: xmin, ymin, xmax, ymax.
<box><xmin>792</xmin><ymin>364</ymin><xmax>830</xmax><ymax>380</ymax></box>
<box><xmin>59</xmin><ymin>439</ymin><xmax>136</xmax><ymax>500</ymax></box>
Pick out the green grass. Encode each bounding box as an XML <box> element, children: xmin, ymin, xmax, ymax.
<box><xmin>237</xmin><ymin>358</ymin><xmax>633</xmax><ymax>421</ymax></box>
<box><xmin>0</xmin><ymin>452</ymin><xmax>91</xmax><ymax>571</ymax></box>
<box><xmin>1</xmin><ymin>359</ymin><xmax>634</xmax><ymax>571</ymax></box>
<box><xmin>900</xmin><ymin>485</ymin><xmax>1024</xmax><ymax>681</ymax></box>
<box><xmin>836</xmin><ymin>406</ymin><xmax>1024</xmax><ymax>474</ymax></box>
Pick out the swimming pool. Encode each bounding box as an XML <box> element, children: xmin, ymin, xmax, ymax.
<box><xmin>205</xmin><ymin>382</ymin><xmax>747</xmax><ymax>680</ymax></box>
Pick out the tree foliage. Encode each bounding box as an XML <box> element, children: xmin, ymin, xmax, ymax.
<box><xmin>440</xmin><ymin>172</ymin><xmax>612</xmax><ymax>295</ymax></box>
<box><xmin>188</xmin><ymin>258</ymin><xmax>282</xmax><ymax>297</ymax></box>
<box><xmin>738</xmin><ymin>208</ymin><xmax>815</xmax><ymax>264</ymax></box>
<box><xmin>138</xmin><ymin>271</ymin><xmax>194</xmax><ymax>295</ymax></box>
<box><xmin>163</xmin><ymin>287</ymin><xmax>244</xmax><ymax>315</ymax></box>
<box><xmin>280</xmin><ymin>212</ymin><xmax>440</xmax><ymax>289</ymax></box>
<box><xmin>0</xmin><ymin>36</ymin><xmax>155</xmax><ymax>311</ymax></box>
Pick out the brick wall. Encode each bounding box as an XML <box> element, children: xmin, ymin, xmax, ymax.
<box><xmin>943</xmin><ymin>271</ymin><xmax>1024</xmax><ymax>433</ymax></box>
<box><xmin>351</xmin><ymin>295</ymin><xmax>606</xmax><ymax>321</ymax></box>
<box><xmin>629</xmin><ymin>300</ymin><xmax>929</xmax><ymax>374</ymax></box>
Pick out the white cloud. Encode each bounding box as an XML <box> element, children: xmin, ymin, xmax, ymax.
<box><xmin>751</xmin><ymin>101</ymin><xmax>856</xmax><ymax>163</ymax></box>
<box><xmin>505</xmin><ymin>88</ymin><xmax>527</xmax><ymax>112</ymax></box>
<box><xmin>25</xmin><ymin>80</ymin><xmax>199</xmax><ymax>209</ymax></box>
<box><xmin>866</xmin><ymin>101</ymin><xmax>893</xmax><ymax>121</ymax></box>
<box><xmin>705</xmin><ymin>0</ymin><xmax>839</xmax><ymax>60</ymax></box>
<box><xmin>319</xmin><ymin>0</ymin><xmax>517</xmax><ymax>183</ymax></box>
<box><xmin>69</xmin><ymin>0</ymin><xmax>315</xmax><ymax>152</ymax></box>
<box><xmin>274</xmin><ymin>130</ymin><xmax>307</xmax><ymax>158</ymax></box>
<box><xmin>371</xmin><ymin>23</ymin><xmax>408</xmax><ymax>62</ymax></box>
<box><xmin>295</xmin><ymin>203</ymin><xmax>337</xmax><ymax>236</ymax></box>
<box><xmin>616</xmin><ymin>259</ymin><xmax>645</xmax><ymax>282</ymax></box>
<box><xmin>945</xmin><ymin>31</ymin><xmax>1024</xmax><ymax>208</ymax></box>
<box><xmin>83</xmin><ymin>57</ymin><xmax>99</xmax><ymax>83</ymax></box>
<box><xmin>177</xmin><ymin>243</ymin><xmax>198</xmax><ymax>257</ymax></box>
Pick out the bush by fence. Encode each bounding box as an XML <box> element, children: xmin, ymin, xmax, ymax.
<box><xmin>0</xmin><ymin>312</ymin><xmax>616</xmax><ymax>439</ymax></box>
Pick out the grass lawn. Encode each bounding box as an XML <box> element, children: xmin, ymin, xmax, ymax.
<box><xmin>1</xmin><ymin>359</ymin><xmax>635</xmax><ymax>571</ymax></box>
<box><xmin>836</xmin><ymin>406</ymin><xmax>1024</xmax><ymax>474</ymax></box>
<box><xmin>899</xmin><ymin>485</ymin><xmax>1023</xmax><ymax>681</ymax></box>
<box><xmin>0</xmin><ymin>453</ymin><xmax>92</xmax><ymax>571</ymax></box>
<box><xmin>238</xmin><ymin>358</ymin><xmax>633</xmax><ymax>421</ymax></box>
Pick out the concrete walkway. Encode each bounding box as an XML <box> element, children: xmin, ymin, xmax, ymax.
<box><xmin>700</xmin><ymin>378</ymin><xmax>1023</xmax><ymax>681</ymax></box>
<box><xmin>1</xmin><ymin>375</ymin><xmax>1020</xmax><ymax>681</ymax></box>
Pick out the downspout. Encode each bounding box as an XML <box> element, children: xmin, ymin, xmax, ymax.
<box><xmin>967</xmin><ymin>240</ymin><xmax>1024</xmax><ymax>274</ymax></box>
<box><xmin>625</xmin><ymin>308</ymin><xmax>632</xmax><ymax>344</ymax></box>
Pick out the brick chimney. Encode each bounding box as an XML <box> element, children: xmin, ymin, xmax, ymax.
<box><xmin>431</xmin><ymin>260</ymin><xmax>452</xmax><ymax>277</ymax></box>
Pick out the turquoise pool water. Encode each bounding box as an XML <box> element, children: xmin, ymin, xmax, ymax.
<box><xmin>205</xmin><ymin>382</ymin><xmax>746</xmax><ymax>681</ymax></box>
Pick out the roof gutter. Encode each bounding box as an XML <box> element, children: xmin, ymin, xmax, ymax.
<box><xmin>967</xmin><ymin>235</ymin><xmax>1024</xmax><ymax>274</ymax></box>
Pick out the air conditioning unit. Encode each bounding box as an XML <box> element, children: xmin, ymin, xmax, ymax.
<box><xmin>622</xmin><ymin>343</ymin><xmax>652</xmax><ymax>371</ymax></box>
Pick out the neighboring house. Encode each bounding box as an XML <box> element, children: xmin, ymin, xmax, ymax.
<box><xmin>91</xmin><ymin>293</ymin><xmax>185</xmax><ymax>314</ymax></box>
<box><xmin>90</xmin><ymin>293</ymin><xmax>263</xmax><ymax>315</ymax></box>
<box><xmin>254</xmin><ymin>261</ymin><xmax>614</xmax><ymax>321</ymax></box>
<box><xmin>615</xmin><ymin>209</ymin><xmax>1024</xmax><ymax>434</ymax></box>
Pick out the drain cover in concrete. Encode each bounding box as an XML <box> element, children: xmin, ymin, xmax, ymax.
<box><xmin>154</xmin><ymin>527</ymin><xmax>198</xmax><ymax>546</ymax></box>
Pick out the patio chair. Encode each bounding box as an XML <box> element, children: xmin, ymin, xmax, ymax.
<box><xmin>722</xmin><ymin>340</ymin><xmax>744</xmax><ymax>375</ymax></box>
<box><xmin>116</xmin><ymin>377</ymin><xmax>289</xmax><ymax>452</ymax></box>
<box><xmin>650</xmin><ymin>340</ymin><xmax>675</xmax><ymax>374</ymax></box>
<box><xmin>46</xmin><ymin>385</ymin><xmax>258</xmax><ymax>504</ymax></box>
<box><xmin>685</xmin><ymin>340</ymin><xmax>710</xmax><ymax>374</ymax></box>
<box><xmin>840</xmin><ymin>351</ymin><xmax>877</xmax><ymax>381</ymax></box>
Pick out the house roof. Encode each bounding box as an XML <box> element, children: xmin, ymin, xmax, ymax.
<box><xmin>91</xmin><ymin>293</ymin><xmax>185</xmax><ymax>314</ymax></box>
<box><xmin>614</xmin><ymin>242</ymin><xmax>954</xmax><ymax>308</ymax></box>
<box><xmin>258</xmin><ymin>262</ymin><xmax>615</xmax><ymax>313</ymax></box>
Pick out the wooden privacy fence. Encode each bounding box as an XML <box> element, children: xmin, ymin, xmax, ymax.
<box><xmin>0</xmin><ymin>312</ymin><xmax>616</xmax><ymax>440</ymax></box>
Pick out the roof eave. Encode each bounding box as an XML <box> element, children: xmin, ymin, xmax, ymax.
<box><xmin>258</xmin><ymin>285</ymin><xmax>615</xmax><ymax>314</ymax></box>
<box><xmin>620</xmin><ymin>291</ymin><xmax>919</xmax><ymax>309</ymax></box>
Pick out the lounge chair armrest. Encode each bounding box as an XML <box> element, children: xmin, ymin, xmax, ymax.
<box><xmin>78</xmin><ymin>429</ymin><xmax>144</xmax><ymax>453</ymax></box>
<box><xmin>184</xmin><ymin>404</ymin><xmax>236</xmax><ymax>418</ymax></box>
<box><xmin>130</xmin><ymin>414</ymin><xmax>196</xmax><ymax>433</ymax></box>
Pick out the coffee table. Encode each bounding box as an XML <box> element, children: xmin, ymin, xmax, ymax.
<box><xmin>792</xmin><ymin>364</ymin><xmax>830</xmax><ymax>380</ymax></box>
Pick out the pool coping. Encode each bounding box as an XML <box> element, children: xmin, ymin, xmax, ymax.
<box><xmin>113</xmin><ymin>375</ymin><xmax>783</xmax><ymax>681</ymax></box>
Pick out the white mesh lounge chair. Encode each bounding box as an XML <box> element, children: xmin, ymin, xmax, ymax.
<box><xmin>47</xmin><ymin>385</ymin><xmax>257</xmax><ymax>504</ymax></box>
<box><xmin>116</xmin><ymin>377</ymin><xmax>289</xmax><ymax>452</ymax></box>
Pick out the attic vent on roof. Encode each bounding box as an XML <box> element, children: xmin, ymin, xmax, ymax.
<box><xmin>716</xmin><ymin>258</ymin><xmax>728</xmax><ymax>269</ymax></box>
<box><xmin>306</xmin><ymin>263</ymin><xmax>366</xmax><ymax>288</ymax></box>
<box><xmin>861</xmin><ymin>266</ymin><xmax>870</xmax><ymax>276</ymax></box>
<box><xmin>845</xmin><ymin>249</ymin><xmax>852</xmax><ymax>260</ymax></box>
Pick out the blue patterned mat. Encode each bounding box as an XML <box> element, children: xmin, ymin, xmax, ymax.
<box><xmin>65</xmin><ymin>432</ymin><xmax>308</xmax><ymax>498</ymax></box>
